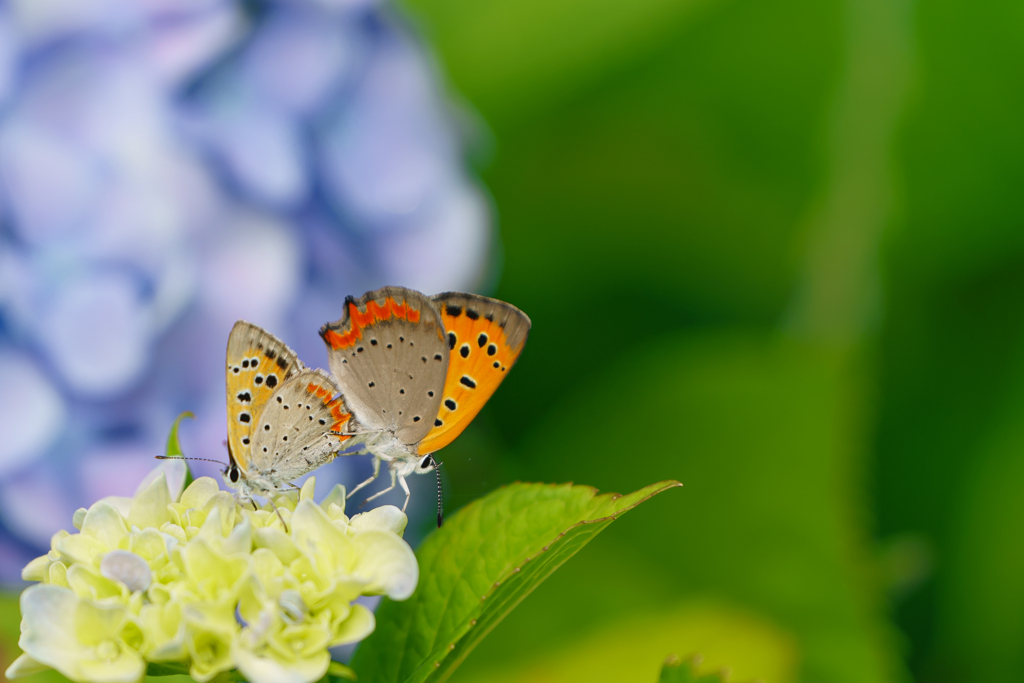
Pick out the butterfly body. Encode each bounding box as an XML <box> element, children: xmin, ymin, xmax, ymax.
<box><xmin>223</xmin><ymin>321</ymin><xmax>354</xmax><ymax>500</ymax></box>
<box><xmin>320</xmin><ymin>287</ymin><xmax>530</xmax><ymax>510</ymax></box>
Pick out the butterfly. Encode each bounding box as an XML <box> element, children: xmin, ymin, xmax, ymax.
<box><xmin>222</xmin><ymin>321</ymin><xmax>356</xmax><ymax>500</ymax></box>
<box><xmin>319</xmin><ymin>286</ymin><xmax>531</xmax><ymax>520</ymax></box>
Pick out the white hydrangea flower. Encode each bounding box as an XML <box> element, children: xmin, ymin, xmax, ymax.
<box><xmin>6</xmin><ymin>462</ymin><xmax>418</xmax><ymax>683</ymax></box>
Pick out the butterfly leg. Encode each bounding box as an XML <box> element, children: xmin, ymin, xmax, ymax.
<box><xmin>266</xmin><ymin>496</ymin><xmax>289</xmax><ymax>533</ymax></box>
<box><xmin>361</xmin><ymin>468</ymin><xmax>397</xmax><ymax>507</ymax></box>
<box><xmin>398</xmin><ymin>475</ymin><xmax>410</xmax><ymax>513</ymax></box>
<box><xmin>347</xmin><ymin>456</ymin><xmax>381</xmax><ymax>500</ymax></box>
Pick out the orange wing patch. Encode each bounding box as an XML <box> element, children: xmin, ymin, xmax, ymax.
<box><xmin>321</xmin><ymin>295</ymin><xmax>422</xmax><ymax>350</ymax></box>
<box><xmin>307</xmin><ymin>381</ymin><xmax>354</xmax><ymax>438</ymax></box>
<box><xmin>417</xmin><ymin>295</ymin><xmax>530</xmax><ymax>455</ymax></box>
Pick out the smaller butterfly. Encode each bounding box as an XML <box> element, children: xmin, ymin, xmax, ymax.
<box><xmin>221</xmin><ymin>321</ymin><xmax>355</xmax><ymax>501</ymax></box>
<box><xmin>320</xmin><ymin>286</ymin><xmax>530</xmax><ymax>521</ymax></box>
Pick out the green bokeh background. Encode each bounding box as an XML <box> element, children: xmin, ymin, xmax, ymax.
<box><xmin>4</xmin><ymin>0</ymin><xmax>1023</xmax><ymax>681</ymax></box>
<box><xmin>399</xmin><ymin>0</ymin><xmax>1024</xmax><ymax>679</ymax></box>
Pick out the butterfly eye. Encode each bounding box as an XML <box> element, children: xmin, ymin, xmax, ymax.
<box><xmin>419</xmin><ymin>456</ymin><xmax>433</xmax><ymax>470</ymax></box>
<box><xmin>229</xmin><ymin>466</ymin><xmax>240</xmax><ymax>483</ymax></box>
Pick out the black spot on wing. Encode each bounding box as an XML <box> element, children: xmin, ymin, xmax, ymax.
<box><xmin>460</xmin><ymin>344</ymin><xmax>470</xmax><ymax>359</ymax></box>
<box><xmin>460</xmin><ymin>376</ymin><xmax>477</xmax><ymax>389</ymax></box>
<box><xmin>445</xmin><ymin>304</ymin><xmax>462</xmax><ymax>317</ymax></box>
<box><xmin>448</xmin><ymin>332</ymin><xmax>456</xmax><ymax>349</ymax></box>
<box><xmin>445</xmin><ymin>399</ymin><xmax>457</xmax><ymax>411</ymax></box>
<box><xmin>478</xmin><ymin>333</ymin><xmax>488</xmax><ymax>347</ymax></box>
<box><xmin>466</xmin><ymin>309</ymin><xmax>480</xmax><ymax>320</ymax></box>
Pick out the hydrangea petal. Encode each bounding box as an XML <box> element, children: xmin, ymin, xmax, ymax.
<box><xmin>187</xmin><ymin>628</ymin><xmax>235</xmax><ymax>683</ymax></box>
<box><xmin>47</xmin><ymin>561</ymin><xmax>68</xmax><ymax>588</ymax></box>
<box><xmin>17</xmin><ymin>585</ymin><xmax>82</xmax><ymax>665</ymax></box>
<box><xmin>219</xmin><ymin>516</ymin><xmax>252</xmax><ymax>556</ymax></box>
<box><xmin>180</xmin><ymin>538</ymin><xmax>249</xmax><ymax>601</ymax></box>
<box><xmin>299</xmin><ymin>477</ymin><xmax>316</xmax><ymax>501</ymax></box>
<box><xmin>139</xmin><ymin>601</ymin><xmax>187</xmax><ymax>662</ymax></box>
<box><xmin>14</xmin><ymin>459</ymin><xmax>421</xmax><ymax>683</ymax></box>
<box><xmin>349</xmin><ymin>505</ymin><xmax>407</xmax><ymax>536</ymax></box>
<box><xmin>201</xmin><ymin>492</ymin><xmax>237</xmax><ymax>535</ymax></box>
<box><xmin>320</xmin><ymin>484</ymin><xmax>346</xmax><ymax>516</ymax></box>
<box><xmin>73</xmin><ymin>596</ymin><xmax>129</xmax><ymax>645</ymax></box>
<box><xmin>180</xmin><ymin>477</ymin><xmax>221</xmax><ymax>510</ymax></box>
<box><xmin>135</xmin><ymin>457</ymin><xmax>188</xmax><ymax>503</ymax></box>
<box><xmin>5</xmin><ymin>653</ymin><xmax>49</xmax><ymax>678</ymax></box>
<box><xmin>351</xmin><ymin>531</ymin><xmax>418</xmax><ymax>600</ymax></box>
<box><xmin>330</xmin><ymin>603</ymin><xmax>375</xmax><ymax>646</ymax></box>
<box><xmin>100</xmin><ymin>550</ymin><xmax>152</xmax><ymax>593</ymax></box>
<box><xmin>66</xmin><ymin>564</ymin><xmax>127</xmax><ymax>602</ymax></box>
<box><xmin>127</xmin><ymin>528</ymin><xmax>168</xmax><ymax>566</ymax></box>
<box><xmin>18</xmin><ymin>585</ymin><xmax>145</xmax><ymax>683</ymax></box>
<box><xmin>291</xmin><ymin>499</ymin><xmax>355</xmax><ymax>575</ymax></box>
<box><xmin>56</xmin><ymin>533</ymin><xmax>110</xmax><ymax>566</ymax></box>
<box><xmin>128</xmin><ymin>472</ymin><xmax>172</xmax><ymax>530</ymax></box>
<box><xmin>75</xmin><ymin>645</ymin><xmax>145</xmax><ymax>683</ymax></box>
<box><xmin>96</xmin><ymin>497</ymin><xmax>134</xmax><ymax>520</ymax></box>
<box><xmin>184</xmin><ymin>601</ymin><xmax>238</xmax><ymax>682</ymax></box>
<box><xmin>81</xmin><ymin>501</ymin><xmax>129</xmax><ymax>549</ymax></box>
<box><xmin>21</xmin><ymin>555</ymin><xmax>48</xmax><ymax>582</ymax></box>
<box><xmin>234</xmin><ymin>643</ymin><xmax>330</xmax><ymax>683</ymax></box>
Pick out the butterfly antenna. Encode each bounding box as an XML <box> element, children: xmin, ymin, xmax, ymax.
<box><xmin>432</xmin><ymin>456</ymin><xmax>444</xmax><ymax>528</ymax></box>
<box><xmin>155</xmin><ymin>455</ymin><xmax>228</xmax><ymax>467</ymax></box>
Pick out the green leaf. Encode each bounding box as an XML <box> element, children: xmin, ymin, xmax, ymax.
<box><xmin>145</xmin><ymin>662</ymin><xmax>192</xmax><ymax>677</ymax></box>
<box><xmin>351</xmin><ymin>480</ymin><xmax>681</xmax><ymax>683</ymax></box>
<box><xmin>659</xmin><ymin>655</ymin><xmax>728</xmax><ymax>683</ymax></box>
<box><xmin>165</xmin><ymin>411</ymin><xmax>195</xmax><ymax>489</ymax></box>
<box><xmin>166</xmin><ymin>411</ymin><xmax>194</xmax><ymax>457</ymax></box>
<box><xmin>326</xmin><ymin>661</ymin><xmax>358</xmax><ymax>681</ymax></box>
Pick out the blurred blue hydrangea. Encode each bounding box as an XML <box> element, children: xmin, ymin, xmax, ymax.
<box><xmin>0</xmin><ymin>0</ymin><xmax>491</xmax><ymax>580</ymax></box>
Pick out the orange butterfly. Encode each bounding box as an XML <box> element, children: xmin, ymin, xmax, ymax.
<box><xmin>319</xmin><ymin>286</ymin><xmax>530</xmax><ymax>522</ymax></box>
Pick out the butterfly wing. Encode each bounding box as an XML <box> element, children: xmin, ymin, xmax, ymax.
<box><xmin>250</xmin><ymin>369</ymin><xmax>353</xmax><ymax>482</ymax></box>
<box><xmin>320</xmin><ymin>286</ymin><xmax>449</xmax><ymax>445</ymax></box>
<box><xmin>226</xmin><ymin>321</ymin><xmax>304</xmax><ymax>478</ymax></box>
<box><xmin>416</xmin><ymin>292</ymin><xmax>531</xmax><ymax>455</ymax></box>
